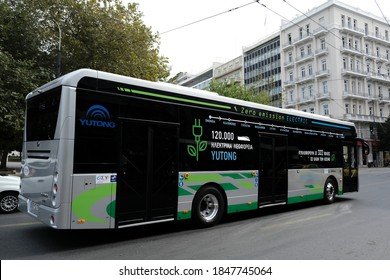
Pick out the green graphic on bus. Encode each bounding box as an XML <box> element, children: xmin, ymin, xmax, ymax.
<box><xmin>187</xmin><ymin>119</ymin><xmax>207</xmax><ymax>161</ymax></box>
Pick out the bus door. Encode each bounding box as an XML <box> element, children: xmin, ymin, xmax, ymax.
<box><xmin>258</xmin><ymin>133</ymin><xmax>288</xmax><ymax>207</ymax></box>
<box><xmin>342</xmin><ymin>141</ymin><xmax>358</xmax><ymax>192</ymax></box>
<box><xmin>117</xmin><ymin>118</ymin><xmax>179</xmax><ymax>228</ymax></box>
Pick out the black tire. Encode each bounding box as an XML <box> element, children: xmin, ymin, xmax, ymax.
<box><xmin>323</xmin><ymin>178</ymin><xmax>336</xmax><ymax>204</ymax></box>
<box><xmin>192</xmin><ymin>186</ymin><xmax>225</xmax><ymax>228</ymax></box>
<box><xmin>0</xmin><ymin>192</ymin><xmax>19</xmax><ymax>214</ymax></box>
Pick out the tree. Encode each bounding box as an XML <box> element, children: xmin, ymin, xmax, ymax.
<box><xmin>207</xmin><ymin>80</ymin><xmax>271</xmax><ymax>105</ymax></box>
<box><xmin>0</xmin><ymin>0</ymin><xmax>170</xmax><ymax>169</ymax></box>
<box><xmin>29</xmin><ymin>0</ymin><xmax>169</xmax><ymax>81</ymax></box>
<box><xmin>378</xmin><ymin>118</ymin><xmax>390</xmax><ymax>151</ymax></box>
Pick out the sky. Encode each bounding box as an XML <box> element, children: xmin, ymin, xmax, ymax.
<box><xmin>128</xmin><ymin>0</ymin><xmax>390</xmax><ymax>76</ymax></box>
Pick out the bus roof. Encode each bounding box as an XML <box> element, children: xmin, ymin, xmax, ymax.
<box><xmin>27</xmin><ymin>68</ymin><xmax>355</xmax><ymax>129</ymax></box>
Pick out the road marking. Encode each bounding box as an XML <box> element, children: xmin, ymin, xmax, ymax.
<box><xmin>0</xmin><ymin>221</ymin><xmax>41</xmax><ymax>228</ymax></box>
<box><xmin>261</xmin><ymin>213</ymin><xmax>332</xmax><ymax>230</ymax></box>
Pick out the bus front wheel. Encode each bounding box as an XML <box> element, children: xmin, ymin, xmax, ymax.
<box><xmin>323</xmin><ymin>178</ymin><xmax>336</xmax><ymax>204</ymax></box>
<box><xmin>192</xmin><ymin>186</ymin><xmax>225</xmax><ymax>227</ymax></box>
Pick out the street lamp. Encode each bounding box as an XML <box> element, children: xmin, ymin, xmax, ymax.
<box><xmin>52</xmin><ymin>11</ymin><xmax>76</xmax><ymax>78</ymax></box>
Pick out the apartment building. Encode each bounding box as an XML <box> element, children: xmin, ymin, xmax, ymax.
<box><xmin>244</xmin><ymin>32</ymin><xmax>282</xmax><ymax>108</ymax></box>
<box><xmin>281</xmin><ymin>0</ymin><xmax>390</xmax><ymax>165</ymax></box>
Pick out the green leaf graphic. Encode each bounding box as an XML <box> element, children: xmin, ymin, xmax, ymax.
<box><xmin>187</xmin><ymin>145</ymin><xmax>196</xmax><ymax>157</ymax></box>
<box><xmin>199</xmin><ymin>141</ymin><xmax>207</xmax><ymax>151</ymax></box>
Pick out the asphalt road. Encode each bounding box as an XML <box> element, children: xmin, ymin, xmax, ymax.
<box><xmin>1</xmin><ymin>167</ymin><xmax>390</xmax><ymax>260</ymax></box>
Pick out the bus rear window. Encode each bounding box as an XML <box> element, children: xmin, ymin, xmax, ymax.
<box><xmin>26</xmin><ymin>87</ymin><xmax>61</xmax><ymax>141</ymax></box>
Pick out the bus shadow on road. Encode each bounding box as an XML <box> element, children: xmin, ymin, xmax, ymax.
<box><xmin>18</xmin><ymin>197</ymin><xmax>355</xmax><ymax>259</ymax></box>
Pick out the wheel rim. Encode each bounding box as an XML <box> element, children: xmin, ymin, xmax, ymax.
<box><xmin>0</xmin><ymin>195</ymin><xmax>18</xmax><ymax>212</ymax></box>
<box><xmin>199</xmin><ymin>194</ymin><xmax>219</xmax><ymax>222</ymax></box>
<box><xmin>325</xmin><ymin>182</ymin><xmax>335</xmax><ymax>200</ymax></box>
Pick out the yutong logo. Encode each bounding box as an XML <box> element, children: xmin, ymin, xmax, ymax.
<box><xmin>79</xmin><ymin>105</ymin><xmax>116</xmax><ymax>128</ymax></box>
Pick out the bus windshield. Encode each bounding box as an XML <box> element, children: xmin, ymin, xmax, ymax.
<box><xmin>26</xmin><ymin>87</ymin><xmax>61</xmax><ymax>141</ymax></box>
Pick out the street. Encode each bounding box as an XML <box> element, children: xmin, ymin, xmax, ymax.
<box><xmin>1</xmin><ymin>168</ymin><xmax>390</xmax><ymax>260</ymax></box>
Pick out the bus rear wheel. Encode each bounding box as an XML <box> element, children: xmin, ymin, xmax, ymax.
<box><xmin>323</xmin><ymin>178</ymin><xmax>336</xmax><ymax>204</ymax></box>
<box><xmin>192</xmin><ymin>186</ymin><xmax>225</xmax><ymax>227</ymax></box>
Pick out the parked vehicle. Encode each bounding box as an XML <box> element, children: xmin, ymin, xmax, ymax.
<box><xmin>0</xmin><ymin>174</ymin><xmax>20</xmax><ymax>213</ymax></box>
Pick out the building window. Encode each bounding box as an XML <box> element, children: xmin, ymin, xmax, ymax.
<box><xmin>299</xmin><ymin>27</ymin><xmax>303</xmax><ymax>39</ymax></box>
<box><xmin>289</xmin><ymin>71</ymin><xmax>293</xmax><ymax>81</ymax></box>
<box><xmin>289</xmin><ymin>90</ymin><xmax>294</xmax><ymax>102</ymax></box>
<box><xmin>343</xmin><ymin>57</ymin><xmax>347</xmax><ymax>69</ymax></box>
<box><xmin>345</xmin><ymin>103</ymin><xmax>350</xmax><ymax>114</ymax></box>
<box><xmin>353</xmin><ymin>19</ymin><xmax>357</xmax><ymax>29</ymax></box>
<box><xmin>308</xmin><ymin>64</ymin><xmax>313</xmax><ymax>75</ymax></box>
<box><xmin>344</xmin><ymin>80</ymin><xmax>349</xmax><ymax>92</ymax></box>
<box><xmin>307</xmin><ymin>44</ymin><xmax>312</xmax><ymax>55</ymax></box>
<box><xmin>308</xmin><ymin>85</ymin><xmax>313</xmax><ymax>96</ymax></box>
<box><xmin>352</xmin><ymin>104</ymin><xmax>356</xmax><ymax>114</ymax></box>
<box><xmin>375</xmin><ymin>26</ymin><xmax>379</xmax><ymax>37</ymax></box>
<box><xmin>321</xmin><ymin>59</ymin><xmax>327</xmax><ymax>71</ymax></box>
<box><xmin>365</xmin><ymin>23</ymin><xmax>368</xmax><ymax>35</ymax></box>
<box><xmin>310</xmin><ymin>107</ymin><xmax>314</xmax><ymax>114</ymax></box>
<box><xmin>386</xmin><ymin>30</ymin><xmax>389</xmax><ymax>41</ymax></box>
<box><xmin>358</xmin><ymin>105</ymin><xmax>362</xmax><ymax>114</ymax></box>
<box><xmin>341</xmin><ymin>15</ymin><xmax>345</xmax><ymax>27</ymax></box>
<box><xmin>368</xmin><ymin>84</ymin><xmax>372</xmax><ymax>96</ymax></box>
<box><xmin>347</xmin><ymin>17</ymin><xmax>351</xmax><ymax>28</ymax></box>
<box><xmin>306</xmin><ymin>24</ymin><xmax>310</xmax><ymax>36</ymax></box>
<box><xmin>301</xmin><ymin>86</ymin><xmax>306</xmax><ymax>99</ymax></box>
<box><xmin>377</xmin><ymin>47</ymin><xmax>380</xmax><ymax>57</ymax></box>
<box><xmin>288</xmin><ymin>52</ymin><xmax>293</xmax><ymax>62</ymax></box>
<box><xmin>321</xmin><ymin>38</ymin><xmax>326</xmax><ymax>50</ymax></box>
<box><xmin>342</xmin><ymin>37</ymin><xmax>346</xmax><ymax>47</ymax></box>
<box><xmin>366</xmin><ymin>43</ymin><xmax>369</xmax><ymax>54</ymax></box>
<box><xmin>323</xmin><ymin>104</ymin><xmax>329</xmax><ymax>115</ymax></box>
<box><xmin>369</xmin><ymin>106</ymin><xmax>373</xmax><ymax>115</ymax></box>
<box><xmin>380</xmin><ymin>107</ymin><xmax>383</xmax><ymax>117</ymax></box>
<box><xmin>288</xmin><ymin>33</ymin><xmax>292</xmax><ymax>44</ymax></box>
<box><xmin>322</xmin><ymin>81</ymin><xmax>328</xmax><ymax>93</ymax></box>
<box><xmin>301</xmin><ymin>66</ymin><xmax>306</xmax><ymax>77</ymax></box>
<box><xmin>300</xmin><ymin>47</ymin><xmax>304</xmax><ymax>57</ymax></box>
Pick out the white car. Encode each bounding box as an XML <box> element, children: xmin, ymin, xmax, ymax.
<box><xmin>0</xmin><ymin>174</ymin><xmax>20</xmax><ymax>214</ymax></box>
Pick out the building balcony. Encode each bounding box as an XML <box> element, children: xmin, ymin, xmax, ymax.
<box><xmin>378</xmin><ymin>95</ymin><xmax>390</xmax><ymax>103</ymax></box>
<box><xmin>343</xmin><ymin>113</ymin><xmax>386</xmax><ymax>123</ymax></box>
<box><xmin>293</xmin><ymin>33</ymin><xmax>313</xmax><ymax>45</ymax></box>
<box><xmin>282</xmin><ymin>42</ymin><xmax>294</xmax><ymax>50</ymax></box>
<box><xmin>296</xmin><ymin>74</ymin><xmax>315</xmax><ymax>84</ymax></box>
<box><xmin>315</xmin><ymin>47</ymin><xmax>328</xmax><ymax>56</ymax></box>
<box><xmin>339</xmin><ymin>25</ymin><xmax>365</xmax><ymax>37</ymax></box>
<box><xmin>283</xmin><ymin>80</ymin><xmax>295</xmax><ymax>87</ymax></box>
<box><xmin>295</xmin><ymin>52</ymin><xmax>314</xmax><ymax>64</ymax></box>
<box><xmin>365</xmin><ymin>31</ymin><xmax>390</xmax><ymax>44</ymax></box>
<box><xmin>283</xmin><ymin>60</ymin><xmax>294</xmax><ymax>68</ymax></box>
<box><xmin>296</xmin><ymin>95</ymin><xmax>315</xmax><ymax>105</ymax></box>
<box><xmin>317</xmin><ymin>91</ymin><xmax>331</xmax><ymax>100</ymax></box>
<box><xmin>367</xmin><ymin>72</ymin><xmax>390</xmax><ymax>83</ymax></box>
<box><xmin>343</xmin><ymin>91</ymin><xmax>369</xmax><ymax>100</ymax></box>
<box><xmin>341</xmin><ymin>67</ymin><xmax>367</xmax><ymax>78</ymax></box>
<box><xmin>313</xmin><ymin>26</ymin><xmax>328</xmax><ymax>37</ymax></box>
<box><xmin>340</xmin><ymin>45</ymin><xmax>363</xmax><ymax>56</ymax></box>
<box><xmin>315</xmin><ymin>69</ymin><xmax>330</xmax><ymax>79</ymax></box>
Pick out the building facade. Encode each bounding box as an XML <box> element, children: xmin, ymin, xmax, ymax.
<box><xmin>244</xmin><ymin>32</ymin><xmax>282</xmax><ymax>108</ymax></box>
<box><xmin>281</xmin><ymin>0</ymin><xmax>390</xmax><ymax>165</ymax></box>
<box><xmin>213</xmin><ymin>56</ymin><xmax>243</xmax><ymax>85</ymax></box>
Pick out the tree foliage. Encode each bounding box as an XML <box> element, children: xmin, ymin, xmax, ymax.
<box><xmin>208</xmin><ymin>80</ymin><xmax>271</xmax><ymax>105</ymax></box>
<box><xmin>0</xmin><ymin>0</ymin><xmax>170</xmax><ymax>169</ymax></box>
<box><xmin>378</xmin><ymin>118</ymin><xmax>390</xmax><ymax>151</ymax></box>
